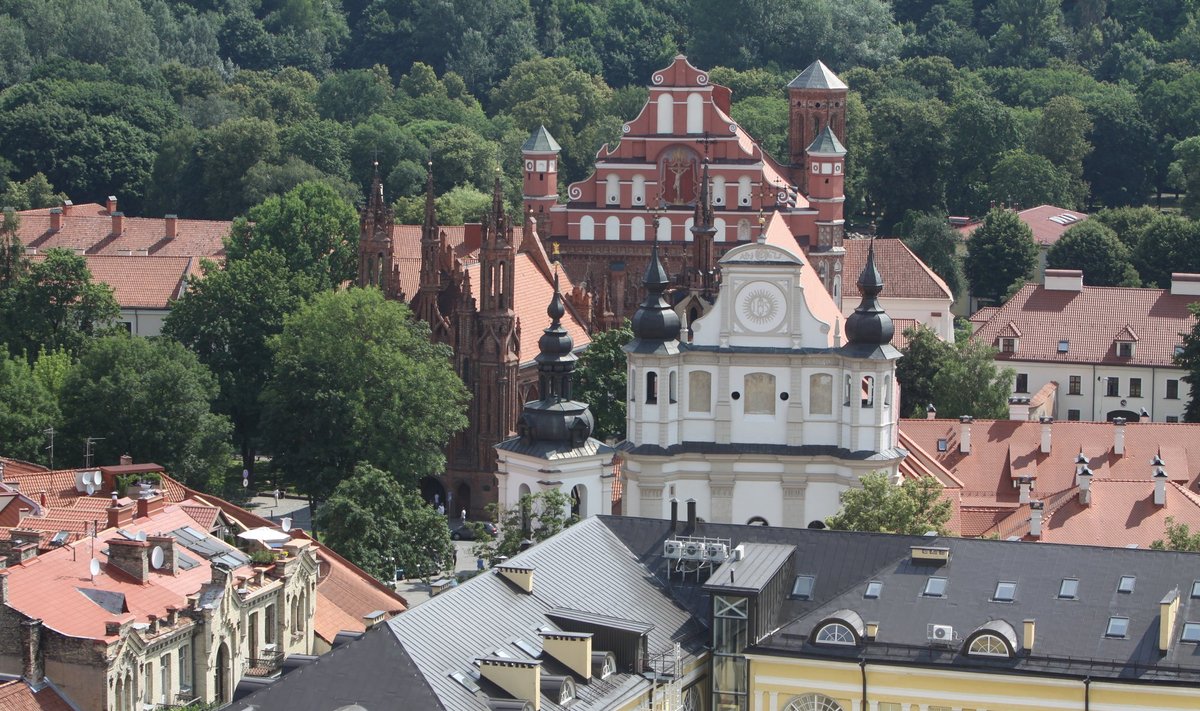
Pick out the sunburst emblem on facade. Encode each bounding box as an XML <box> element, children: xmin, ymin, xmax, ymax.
<box><xmin>742</xmin><ymin>287</ymin><xmax>780</xmax><ymax>325</ymax></box>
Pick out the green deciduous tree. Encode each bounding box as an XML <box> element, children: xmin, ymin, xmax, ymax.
<box><xmin>316</xmin><ymin>462</ymin><xmax>453</xmax><ymax>581</ymax></box>
<box><xmin>260</xmin><ymin>288</ymin><xmax>469</xmax><ymax>504</ymax></box>
<box><xmin>896</xmin><ymin>324</ymin><xmax>954</xmax><ymax>418</ymax></box>
<box><xmin>932</xmin><ymin>339</ymin><xmax>1014</xmax><ymax>420</ymax></box>
<box><xmin>865</xmin><ymin>96</ymin><xmax>948</xmax><ymax>229</ymax></box>
<box><xmin>58</xmin><ymin>336</ymin><xmax>231</xmax><ymax>488</ymax></box>
<box><xmin>1169</xmin><ymin>135</ymin><xmax>1200</xmax><ymax>219</ymax></box>
<box><xmin>945</xmin><ymin>93</ymin><xmax>1021</xmax><ymax>214</ymax></box>
<box><xmin>988</xmin><ymin>149</ymin><xmax>1077</xmax><ymax>210</ymax></box>
<box><xmin>1027</xmin><ymin>95</ymin><xmax>1092</xmax><ymax>201</ymax></box>
<box><xmin>1132</xmin><ymin>214</ymin><xmax>1200</xmax><ymax>288</ymax></box>
<box><xmin>226</xmin><ymin>182</ymin><xmax>358</xmax><ymax>290</ymax></box>
<box><xmin>477</xmin><ymin>489</ymin><xmax>577</xmax><ymax>564</ymax></box>
<box><xmin>1175</xmin><ymin>302</ymin><xmax>1200</xmax><ymax>423</ymax></box>
<box><xmin>964</xmin><ymin>208</ymin><xmax>1039</xmax><ymax>305</ymax></box>
<box><xmin>574</xmin><ymin>321</ymin><xmax>632</xmax><ymax>441</ymax></box>
<box><xmin>163</xmin><ymin>251</ymin><xmax>315</xmax><ymax>476</ymax></box>
<box><xmin>1046</xmin><ymin>221</ymin><xmax>1140</xmax><ymax>286</ymax></box>
<box><xmin>901</xmin><ymin>214</ymin><xmax>966</xmax><ymax>300</ymax></box>
<box><xmin>0</xmin><ymin>173</ymin><xmax>65</xmax><ymax>211</ymax></box>
<box><xmin>0</xmin><ymin>352</ymin><xmax>59</xmax><ymax>465</ymax></box>
<box><xmin>1150</xmin><ymin>516</ymin><xmax>1200</xmax><ymax>551</ymax></box>
<box><xmin>826</xmin><ymin>471</ymin><xmax>952</xmax><ymax>535</ymax></box>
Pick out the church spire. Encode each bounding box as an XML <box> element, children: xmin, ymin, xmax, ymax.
<box><xmin>422</xmin><ymin>160</ymin><xmax>436</xmax><ymax>231</ymax></box>
<box><xmin>689</xmin><ymin>159</ymin><xmax>717</xmax><ymax>295</ymax></box>
<box><xmin>629</xmin><ymin>242</ymin><xmax>681</xmax><ymax>349</ymax></box>
<box><xmin>844</xmin><ymin>239</ymin><xmax>894</xmax><ymax>346</ymax></box>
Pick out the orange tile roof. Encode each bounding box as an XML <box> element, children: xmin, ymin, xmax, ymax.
<box><xmin>3</xmin><ymin>502</ymin><xmax>247</xmax><ymax>640</ymax></box>
<box><xmin>0</xmin><ymin>457</ymin><xmax>48</xmax><ymax>477</ymax></box>
<box><xmin>844</xmin><ymin>238</ymin><xmax>952</xmax><ymax>300</ymax></box>
<box><xmin>972</xmin><ymin>282</ymin><xmax>1196</xmax><ymax>367</ymax></box>
<box><xmin>15</xmin><ymin>206</ymin><xmax>231</xmax><ymax>259</ymax></box>
<box><xmin>28</xmin><ymin>254</ymin><xmax>192</xmax><ymax>309</ymax></box>
<box><xmin>891</xmin><ymin>319</ymin><xmax>920</xmax><ymax>350</ymax></box>
<box><xmin>956</xmin><ymin>204</ymin><xmax>1088</xmax><ymax>247</ymax></box>
<box><xmin>900</xmin><ymin>418</ymin><xmax>1200</xmax><ymax>546</ymax></box>
<box><xmin>0</xmin><ymin>680</ymin><xmax>73</xmax><ymax>711</ymax></box>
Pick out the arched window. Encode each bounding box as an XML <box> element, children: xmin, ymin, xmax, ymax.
<box><xmin>669</xmin><ymin>371</ymin><xmax>678</xmax><ymax>403</ymax></box>
<box><xmin>686</xmin><ymin>92</ymin><xmax>704</xmax><ymax>134</ymax></box>
<box><xmin>579</xmin><ymin>215</ymin><xmax>595</xmax><ymax>241</ymax></box>
<box><xmin>605</xmin><ymin>216</ymin><xmax>620</xmax><ymax>241</ymax></box>
<box><xmin>746</xmin><ymin>516</ymin><xmax>769</xmax><ymax>526</ymax></box>
<box><xmin>631</xmin><ymin>216</ymin><xmax>646</xmax><ymax>241</ymax></box>
<box><xmin>712</xmin><ymin>175</ymin><xmax>726</xmax><ymax>205</ymax></box>
<box><xmin>738</xmin><ymin>176</ymin><xmax>752</xmax><ymax>206</ymax></box>
<box><xmin>844</xmin><ymin>374</ymin><xmax>851</xmax><ymax>406</ymax></box>
<box><xmin>861</xmin><ymin>375</ymin><xmax>874</xmax><ymax>408</ymax></box>
<box><xmin>884</xmin><ymin>375</ymin><xmax>892</xmax><ymax>407</ymax></box>
<box><xmin>809</xmin><ymin>373</ymin><xmax>833</xmax><ymax>415</ymax></box>
<box><xmin>657</xmin><ymin>94</ymin><xmax>674</xmax><ymax>134</ymax></box>
<box><xmin>832</xmin><ymin>274</ymin><xmax>841</xmax><ymax>301</ymax></box>
<box><xmin>684</xmin><ymin>217</ymin><xmax>694</xmax><ymax>242</ymax></box>
<box><xmin>606</xmin><ymin>174</ymin><xmax>620</xmax><ymax>205</ymax></box>
<box><xmin>814</xmin><ymin>622</ymin><xmax>857</xmax><ymax>646</ymax></box>
<box><xmin>657</xmin><ymin>217</ymin><xmax>671</xmax><ymax>241</ymax></box>
<box><xmin>737</xmin><ymin>219</ymin><xmax>751</xmax><ymax>241</ymax></box>
<box><xmin>744</xmin><ymin>373</ymin><xmax>776</xmax><ymax>415</ymax></box>
<box><xmin>783</xmin><ymin>694</ymin><xmax>845</xmax><ymax>711</ymax></box>
<box><xmin>632</xmin><ymin>174</ymin><xmax>646</xmax><ymax>205</ymax></box>
<box><xmin>967</xmin><ymin>633</ymin><xmax>1011</xmax><ymax>658</ymax></box>
<box><xmin>646</xmin><ymin>372</ymin><xmax>658</xmax><ymax>404</ymax></box>
<box><xmin>688</xmin><ymin>371</ymin><xmax>711</xmax><ymax>412</ymax></box>
<box><xmin>714</xmin><ymin>217</ymin><xmax>726</xmax><ymax>243</ymax></box>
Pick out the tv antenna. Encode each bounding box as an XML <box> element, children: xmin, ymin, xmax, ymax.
<box><xmin>83</xmin><ymin>437</ymin><xmax>105</xmax><ymax>468</ymax></box>
<box><xmin>43</xmin><ymin>427</ymin><xmax>55</xmax><ymax>469</ymax></box>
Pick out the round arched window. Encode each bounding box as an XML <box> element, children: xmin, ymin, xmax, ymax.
<box><xmin>782</xmin><ymin>693</ymin><xmax>845</xmax><ymax>711</ymax></box>
<box><xmin>967</xmin><ymin>633</ymin><xmax>1010</xmax><ymax>658</ymax></box>
<box><xmin>814</xmin><ymin>622</ymin><xmax>856</xmax><ymax>646</ymax></box>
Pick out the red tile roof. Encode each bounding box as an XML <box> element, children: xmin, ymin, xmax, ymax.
<box><xmin>3</xmin><ymin>502</ymin><xmax>247</xmax><ymax>640</ymax></box>
<box><xmin>891</xmin><ymin>319</ymin><xmax>920</xmax><ymax>350</ymax></box>
<box><xmin>15</xmin><ymin>205</ymin><xmax>231</xmax><ymax>258</ymax></box>
<box><xmin>900</xmin><ymin>418</ymin><xmax>1200</xmax><ymax>546</ymax></box>
<box><xmin>844</xmin><ymin>238</ymin><xmax>952</xmax><ymax>300</ymax></box>
<box><xmin>0</xmin><ymin>458</ymin><xmax>48</xmax><ymax>477</ymax></box>
<box><xmin>0</xmin><ymin>680</ymin><xmax>73</xmax><ymax>711</ymax></box>
<box><xmin>971</xmin><ymin>282</ymin><xmax>1197</xmax><ymax>367</ymax></box>
<box><xmin>28</xmin><ymin>254</ymin><xmax>193</xmax><ymax>309</ymax></box>
<box><xmin>956</xmin><ymin>204</ymin><xmax>1088</xmax><ymax>248</ymax></box>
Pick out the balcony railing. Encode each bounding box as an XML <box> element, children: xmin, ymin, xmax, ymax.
<box><xmin>243</xmin><ymin>650</ymin><xmax>283</xmax><ymax>677</ymax></box>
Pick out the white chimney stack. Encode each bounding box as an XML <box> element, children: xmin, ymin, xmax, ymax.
<box><xmin>1078</xmin><ymin>467</ymin><xmax>1093</xmax><ymax>507</ymax></box>
<box><xmin>1029</xmin><ymin>501</ymin><xmax>1044</xmax><ymax>538</ymax></box>
<box><xmin>926</xmin><ymin>404</ymin><xmax>937</xmax><ymax>420</ymax></box>
<box><xmin>1075</xmin><ymin>451</ymin><xmax>1089</xmax><ymax>477</ymax></box>
<box><xmin>1018</xmin><ymin>477</ymin><xmax>1032</xmax><ymax>504</ymax></box>
<box><xmin>1044</xmin><ymin>268</ymin><xmax>1083</xmax><ymax>292</ymax></box>
<box><xmin>1040</xmin><ymin>416</ymin><xmax>1053</xmax><ymax>454</ymax></box>
<box><xmin>1171</xmin><ymin>273</ymin><xmax>1200</xmax><ymax>296</ymax></box>
<box><xmin>1113</xmin><ymin>417</ymin><xmax>1126</xmax><ymax>456</ymax></box>
<box><xmin>959</xmin><ymin>416</ymin><xmax>973</xmax><ymax>454</ymax></box>
<box><xmin>1154</xmin><ymin>467</ymin><xmax>1168</xmax><ymax>507</ymax></box>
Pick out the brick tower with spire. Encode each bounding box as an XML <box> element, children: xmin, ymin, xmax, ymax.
<box><xmin>356</xmin><ymin>162</ymin><xmax>400</xmax><ymax>299</ymax></box>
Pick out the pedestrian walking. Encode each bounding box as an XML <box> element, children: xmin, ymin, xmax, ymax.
<box><xmin>272</xmin><ymin>487</ymin><xmax>280</xmax><ymax>503</ymax></box>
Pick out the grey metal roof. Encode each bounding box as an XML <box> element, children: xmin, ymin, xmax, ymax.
<box><xmin>619</xmin><ymin>440</ymin><xmax>907</xmax><ymax>462</ymax></box>
<box><xmin>704</xmin><ymin>543</ymin><xmax>795</xmax><ymax>594</ymax></box>
<box><xmin>787</xmin><ymin>60</ymin><xmax>848</xmax><ymax>90</ymax></box>
<box><xmin>805</xmin><ymin>126</ymin><xmax>846</xmax><ymax>156</ymax></box>
<box><xmin>170</xmin><ymin>525</ymin><xmax>250</xmax><ymax>569</ymax></box>
<box><xmin>495</xmin><ymin>436</ymin><xmax>615</xmax><ymax>460</ymax></box>
<box><xmin>77</xmin><ymin>587</ymin><xmax>127</xmax><ymax>615</ymax></box>
<box><xmin>522</xmin><ymin>125</ymin><xmax>561</xmax><ymax>153</ymax></box>
<box><xmin>546</xmin><ymin>607</ymin><xmax>655</xmax><ymax>635</ymax></box>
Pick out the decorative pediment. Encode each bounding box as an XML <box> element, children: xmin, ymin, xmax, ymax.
<box><xmin>720</xmin><ymin>242</ymin><xmax>804</xmax><ymax>266</ymax></box>
<box><xmin>996</xmin><ymin>321</ymin><xmax>1022</xmax><ymax>339</ymax></box>
<box><xmin>651</xmin><ymin>55</ymin><xmax>709</xmax><ymax>88</ymax></box>
<box><xmin>1114</xmin><ymin>324</ymin><xmax>1139</xmax><ymax>342</ymax></box>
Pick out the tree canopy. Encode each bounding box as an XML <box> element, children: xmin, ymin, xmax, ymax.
<box><xmin>315</xmin><ymin>462</ymin><xmax>454</xmax><ymax>581</ymax></box>
<box><xmin>826</xmin><ymin>471</ymin><xmax>952</xmax><ymax>535</ymax></box>
<box><xmin>964</xmin><ymin>208</ymin><xmax>1039</xmax><ymax>305</ymax></box>
<box><xmin>0</xmin><ymin>352</ymin><xmax>58</xmax><ymax>465</ymax></box>
<box><xmin>1175</xmin><ymin>302</ymin><xmax>1200</xmax><ymax>424</ymax></box>
<box><xmin>573</xmin><ymin>320</ymin><xmax>632</xmax><ymax>441</ymax></box>
<box><xmin>476</xmin><ymin>489</ymin><xmax>577</xmax><ymax>564</ymax></box>
<box><xmin>259</xmin><ymin>288</ymin><xmax>469</xmax><ymax>503</ymax></box>
<box><xmin>1046</xmin><ymin>221</ymin><xmax>1140</xmax><ymax>286</ymax></box>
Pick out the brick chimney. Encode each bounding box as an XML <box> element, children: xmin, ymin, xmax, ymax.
<box><xmin>119</xmin><ymin>454</ymin><xmax>133</xmax><ymax>465</ymax></box>
<box><xmin>49</xmin><ymin>207</ymin><xmax>62</xmax><ymax>231</ymax></box>
<box><xmin>61</xmin><ymin>200</ymin><xmax>72</xmax><ymax>215</ymax></box>
<box><xmin>106</xmin><ymin>196</ymin><xmax>117</xmax><ymax>214</ymax></box>
<box><xmin>106</xmin><ymin>538</ymin><xmax>151</xmax><ymax>583</ymax></box>
<box><xmin>20</xmin><ymin>618</ymin><xmax>43</xmax><ymax>685</ymax></box>
<box><xmin>165</xmin><ymin>214</ymin><xmax>178</xmax><ymax>239</ymax></box>
<box><xmin>959</xmin><ymin>416</ymin><xmax>973</xmax><ymax>454</ymax></box>
<box><xmin>111</xmin><ymin>212</ymin><xmax>124</xmax><ymax>235</ymax></box>
<box><xmin>107</xmin><ymin>495</ymin><xmax>135</xmax><ymax>529</ymax></box>
<box><xmin>136</xmin><ymin>493</ymin><xmax>164</xmax><ymax>520</ymax></box>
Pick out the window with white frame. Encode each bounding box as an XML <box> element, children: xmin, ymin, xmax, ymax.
<box><xmin>967</xmin><ymin>633</ymin><xmax>1010</xmax><ymax>657</ymax></box>
<box><xmin>814</xmin><ymin>622</ymin><xmax>856</xmax><ymax>646</ymax></box>
<box><xmin>782</xmin><ymin>694</ymin><xmax>844</xmax><ymax>711</ymax></box>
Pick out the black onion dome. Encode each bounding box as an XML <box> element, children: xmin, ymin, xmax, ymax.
<box><xmin>537</xmin><ymin>272</ymin><xmax>574</xmax><ymax>360</ymax></box>
<box><xmin>844</xmin><ymin>240</ymin><xmax>894</xmax><ymax>345</ymax></box>
<box><xmin>631</xmin><ymin>242</ymin><xmax>680</xmax><ymax>342</ymax></box>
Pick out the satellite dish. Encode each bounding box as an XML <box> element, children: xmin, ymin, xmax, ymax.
<box><xmin>85</xmin><ymin>484</ymin><xmax>95</xmax><ymax>496</ymax></box>
<box><xmin>92</xmin><ymin>471</ymin><xmax>102</xmax><ymax>485</ymax></box>
<box><xmin>89</xmin><ymin>558</ymin><xmax>100</xmax><ymax>577</ymax></box>
<box><xmin>281</xmin><ymin>517</ymin><xmax>292</xmax><ymax>533</ymax></box>
<box><xmin>150</xmin><ymin>546</ymin><xmax>164</xmax><ymax>569</ymax></box>
<box><xmin>135</xmin><ymin>531</ymin><xmax>147</xmax><ymax>542</ymax></box>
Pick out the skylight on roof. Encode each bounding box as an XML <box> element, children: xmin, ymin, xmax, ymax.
<box><xmin>1059</xmin><ymin>578</ymin><xmax>1079</xmax><ymax>599</ymax></box>
<box><xmin>1183</xmin><ymin>623</ymin><xmax>1200</xmax><ymax>643</ymax></box>
<box><xmin>937</xmin><ymin>439</ymin><xmax>948</xmax><ymax>452</ymax></box>
<box><xmin>864</xmin><ymin>580</ymin><xmax>882</xmax><ymax>599</ymax></box>
<box><xmin>1117</xmin><ymin>575</ymin><xmax>1135</xmax><ymax>593</ymax></box>
<box><xmin>993</xmin><ymin>581</ymin><xmax>1017</xmax><ymax>602</ymax></box>
<box><xmin>1192</xmin><ymin>581</ymin><xmax>1200</xmax><ymax>599</ymax></box>
<box><xmin>1106</xmin><ymin>616</ymin><xmax>1129</xmax><ymax>638</ymax></box>
<box><xmin>791</xmin><ymin>575</ymin><xmax>816</xmax><ymax>600</ymax></box>
<box><xmin>450</xmin><ymin>671</ymin><xmax>480</xmax><ymax>693</ymax></box>
<box><xmin>923</xmin><ymin>577</ymin><xmax>947</xmax><ymax>597</ymax></box>
<box><xmin>1058</xmin><ymin>340</ymin><xmax>1069</xmax><ymax>353</ymax></box>
<box><xmin>513</xmin><ymin>638</ymin><xmax>540</xmax><ymax>657</ymax></box>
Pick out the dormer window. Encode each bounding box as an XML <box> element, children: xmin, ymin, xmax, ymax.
<box><xmin>1001</xmin><ymin>338</ymin><xmax>1017</xmax><ymax>354</ymax></box>
<box><xmin>1058</xmin><ymin>340</ymin><xmax>1069</xmax><ymax>353</ymax></box>
<box><xmin>560</xmin><ymin>678</ymin><xmax>577</xmax><ymax>704</ymax></box>
<box><xmin>1117</xmin><ymin>341</ymin><xmax>1134</xmax><ymax>358</ymax></box>
<box><xmin>966</xmin><ymin>633</ymin><xmax>1010</xmax><ymax>658</ymax></box>
<box><xmin>814</xmin><ymin>622</ymin><xmax>857</xmax><ymax>646</ymax></box>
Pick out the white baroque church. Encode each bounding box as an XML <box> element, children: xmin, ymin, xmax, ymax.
<box><xmin>617</xmin><ymin>211</ymin><xmax>905</xmax><ymax>528</ymax></box>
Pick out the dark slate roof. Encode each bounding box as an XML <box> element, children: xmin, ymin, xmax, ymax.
<box><xmin>617</xmin><ymin>440</ymin><xmax>908</xmax><ymax>462</ymax></box>
<box><xmin>805</xmin><ymin>126</ymin><xmax>846</xmax><ymax>156</ymax></box>
<box><xmin>495</xmin><ymin>436</ymin><xmax>616</xmax><ymax>460</ymax></box>
<box><xmin>233</xmin><ymin>624</ymin><xmax>442</xmax><ymax>711</ymax></box>
<box><xmin>522</xmin><ymin>125</ymin><xmax>561</xmax><ymax>153</ymax></box>
<box><xmin>601</xmin><ymin>516</ymin><xmax>1200</xmax><ymax>684</ymax></box>
<box><xmin>787</xmin><ymin>60</ymin><xmax>848</xmax><ymax>90</ymax></box>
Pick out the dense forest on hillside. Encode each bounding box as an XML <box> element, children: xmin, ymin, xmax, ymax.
<box><xmin>1</xmin><ymin>0</ymin><xmax>1199</xmax><ymax>229</ymax></box>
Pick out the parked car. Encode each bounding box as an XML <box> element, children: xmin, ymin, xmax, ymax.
<box><xmin>451</xmin><ymin>522</ymin><xmax>498</xmax><ymax>540</ymax></box>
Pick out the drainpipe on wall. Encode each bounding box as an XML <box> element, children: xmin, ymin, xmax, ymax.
<box><xmin>1084</xmin><ymin>676</ymin><xmax>1090</xmax><ymax>711</ymax></box>
<box><xmin>859</xmin><ymin>659</ymin><xmax>867</xmax><ymax>711</ymax></box>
